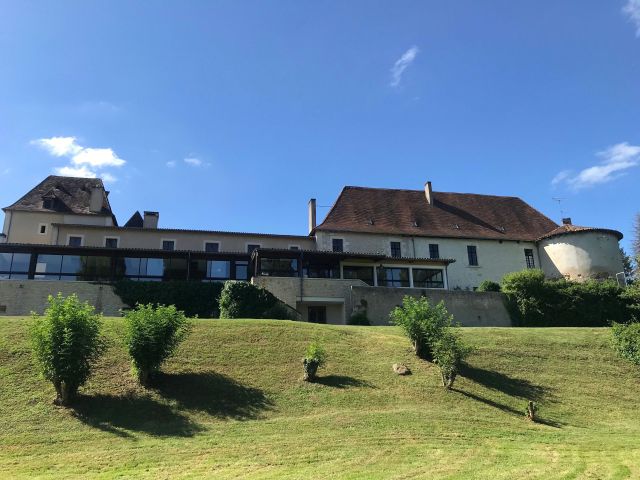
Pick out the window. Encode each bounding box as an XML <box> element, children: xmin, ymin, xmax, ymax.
<box><xmin>35</xmin><ymin>254</ymin><xmax>112</xmax><ymax>280</ymax></box>
<box><xmin>162</xmin><ymin>240</ymin><xmax>175</xmax><ymax>251</ymax></box>
<box><xmin>429</xmin><ymin>244</ymin><xmax>439</xmax><ymax>259</ymax></box>
<box><xmin>308</xmin><ymin>306</ymin><xmax>327</xmax><ymax>324</ymax></box>
<box><xmin>38</xmin><ymin>224</ymin><xmax>47</xmax><ymax>235</ymax></box>
<box><xmin>303</xmin><ymin>260</ymin><xmax>340</xmax><ymax>279</ymax></box>
<box><xmin>412</xmin><ymin>268</ymin><xmax>444</xmax><ymax>288</ymax></box>
<box><xmin>377</xmin><ymin>267</ymin><xmax>410</xmax><ymax>288</ymax></box>
<box><xmin>105</xmin><ymin>237</ymin><xmax>119</xmax><ymax>248</ymax></box>
<box><xmin>467</xmin><ymin>246</ymin><xmax>478</xmax><ymax>266</ymax></box>
<box><xmin>207</xmin><ymin>260</ymin><xmax>230</xmax><ymax>279</ymax></box>
<box><xmin>247</xmin><ymin>244</ymin><xmax>261</xmax><ymax>253</ymax></box>
<box><xmin>260</xmin><ymin>258</ymin><xmax>298</xmax><ymax>277</ymax></box>
<box><xmin>0</xmin><ymin>252</ymin><xmax>31</xmax><ymax>280</ymax></box>
<box><xmin>204</xmin><ymin>242</ymin><xmax>219</xmax><ymax>253</ymax></box>
<box><xmin>234</xmin><ymin>261</ymin><xmax>249</xmax><ymax>281</ymax></box>
<box><xmin>68</xmin><ymin>236</ymin><xmax>83</xmax><ymax>247</ymax></box>
<box><xmin>289</xmin><ymin>245</ymin><xmax>300</xmax><ymax>251</ymax></box>
<box><xmin>390</xmin><ymin>242</ymin><xmax>401</xmax><ymax>258</ymax></box>
<box><xmin>42</xmin><ymin>198</ymin><xmax>56</xmax><ymax>209</ymax></box>
<box><xmin>525</xmin><ymin>249</ymin><xmax>535</xmax><ymax>269</ymax></box>
<box><xmin>342</xmin><ymin>265</ymin><xmax>374</xmax><ymax>285</ymax></box>
<box><xmin>332</xmin><ymin>238</ymin><xmax>344</xmax><ymax>253</ymax></box>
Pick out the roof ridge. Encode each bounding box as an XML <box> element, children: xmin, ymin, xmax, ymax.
<box><xmin>342</xmin><ymin>185</ymin><xmax>522</xmax><ymax>199</ymax></box>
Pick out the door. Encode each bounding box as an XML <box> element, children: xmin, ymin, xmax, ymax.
<box><xmin>308</xmin><ymin>306</ymin><xmax>327</xmax><ymax>324</ymax></box>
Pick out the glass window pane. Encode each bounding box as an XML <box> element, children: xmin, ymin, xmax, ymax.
<box><xmin>343</xmin><ymin>266</ymin><xmax>374</xmax><ymax>285</ymax></box>
<box><xmin>190</xmin><ymin>260</ymin><xmax>208</xmax><ymax>280</ymax></box>
<box><xmin>164</xmin><ymin>258</ymin><xmax>187</xmax><ymax>280</ymax></box>
<box><xmin>413</xmin><ymin>268</ymin><xmax>444</xmax><ymax>288</ymax></box>
<box><xmin>124</xmin><ymin>258</ymin><xmax>140</xmax><ymax>276</ymax></box>
<box><xmin>11</xmin><ymin>254</ymin><xmax>31</xmax><ymax>272</ymax></box>
<box><xmin>0</xmin><ymin>253</ymin><xmax>12</xmax><ymax>271</ymax></box>
<box><xmin>205</xmin><ymin>242</ymin><xmax>219</xmax><ymax>253</ymax></box>
<box><xmin>377</xmin><ymin>267</ymin><xmax>410</xmax><ymax>287</ymax></box>
<box><xmin>9</xmin><ymin>273</ymin><xmax>28</xmax><ymax>280</ymax></box>
<box><xmin>208</xmin><ymin>260</ymin><xmax>230</xmax><ymax>279</ymax></box>
<box><xmin>145</xmin><ymin>258</ymin><xmax>164</xmax><ymax>277</ymax></box>
<box><xmin>260</xmin><ymin>258</ymin><xmax>298</xmax><ymax>277</ymax></box>
<box><xmin>36</xmin><ymin>255</ymin><xmax>63</xmax><ymax>275</ymax></box>
<box><xmin>235</xmin><ymin>261</ymin><xmax>248</xmax><ymax>280</ymax></box>
<box><xmin>61</xmin><ymin>256</ymin><xmax>82</xmax><ymax>274</ymax></box>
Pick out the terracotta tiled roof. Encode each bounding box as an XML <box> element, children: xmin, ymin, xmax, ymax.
<box><xmin>315</xmin><ymin>186</ymin><xmax>559</xmax><ymax>242</ymax></box>
<box><xmin>537</xmin><ymin>224</ymin><xmax>623</xmax><ymax>241</ymax></box>
<box><xmin>3</xmin><ymin>175</ymin><xmax>113</xmax><ymax>217</ymax></box>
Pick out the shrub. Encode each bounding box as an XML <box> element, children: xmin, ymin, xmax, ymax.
<box><xmin>219</xmin><ymin>281</ymin><xmax>293</xmax><ymax>319</ymax></box>
<box><xmin>432</xmin><ymin>330</ymin><xmax>472</xmax><ymax>389</ymax></box>
<box><xmin>348</xmin><ymin>311</ymin><xmax>370</xmax><ymax>326</ymax></box>
<box><xmin>477</xmin><ymin>280</ymin><xmax>501</xmax><ymax>292</ymax></box>
<box><xmin>302</xmin><ymin>342</ymin><xmax>327</xmax><ymax>382</ymax></box>
<box><xmin>124</xmin><ymin>304</ymin><xmax>192</xmax><ymax>385</ymax></box>
<box><xmin>611</xmin><ymin>322</ymin><xmax>640</xmax><ymax>366</ymax></box>
<box><xmin>390</xmin><ymin>296</ymin><xmax>453</xmax><ymax>361</ymax></box>
<box><xmin>30</xmin><ymin>294</ymin><xmax>105</xmax><ymax>405</ymax></box>
<box><xmin>113</xmin><ymin>280</ymin><xmax>223</xmax><ymax>318</ymax></box>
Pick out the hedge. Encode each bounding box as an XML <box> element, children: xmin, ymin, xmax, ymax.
<box><xmin>113</xmin><ymin>280</ymin><xmax>223</xmax><ymax>318</ymax></box>
<box><xmin>218</xmin><ymin>281</ymin><xmax>295</xmax><ymax>319</ymax></box>
<box><xmin>501</xmin><ymin>269</ymin><xmax>637</xmax><ymax>327</ymax></box>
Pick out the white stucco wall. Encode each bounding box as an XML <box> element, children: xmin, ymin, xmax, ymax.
<box><xmin>4</xmin><ymin>211</ymin><xmax>113</xmax><ymax>244</ymax></box>
<box><xmin>538</xmin><ymin>231</ymin><xmax>623</xmax><ymax>281</ymax></box>
<box><xmin>315</xmin><ymin>231</ymin><xmax>539</xmax><ymax>289</ymax></box>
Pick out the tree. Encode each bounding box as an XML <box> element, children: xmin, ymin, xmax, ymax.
<box><xmin>432</xmin><ymin>330</ymin><xmax>472</xmax><ymax>389</ymax></box>
<box><xmin>30</xmin><ymin>294</ymin><xmax>105</xmax><ymax>405</ymax></box>
<box><xmin>634</xmin><ymin>213</ymin><xmax>640</xmax><ymax>260</ymax></box>
<box><xmin>620</xmin><ymin>247</ymin><xmax>635</xmax><ymax>284</ymax></box>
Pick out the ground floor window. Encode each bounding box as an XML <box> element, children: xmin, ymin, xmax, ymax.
<box><xmin>377</xmin><ymin>267</ymin><xmax>410</xmax><ymax>288</ymax></box>
<box><xmin>303</xmin><ymin>260</ymin><xmax>340</xmax><ymax>279</ymax></box>
<box><xmin>260</xmin><ymin>258</ymin><xmax>298</xmax><ymax>277</ymax></box>
<box><xmin>0</xmin><ymin>252</ymin><xmax>30</xmax><ymax>279</ymax></box>
<box><xmin>525</xmin><ymin>249</ymin><xmax>535</xmax><ymax>269</ymax></box>
<box><xmin>412</xmin><ymin>268</ymin><xmax>444</xmax><ymax>288</ymax></box>
<box><xmin>343</xmin><ymin>265</ymin><xmax>375</xmax><ymax>285</ymax></box>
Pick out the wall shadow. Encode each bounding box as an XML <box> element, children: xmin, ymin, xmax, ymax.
<box><xmin>460</xmin><ymin>364</ymin><xmax>549</xmax><ymax>402</ymax></box>
<box><xmin>152</xmin><ymin>371</ymin><xmax>272</xmax><ymax>420</ymax></box>
<box><xmin>313</xmin><ymin>375</ymin><xmax>375</xmax><ymax>389</ymax></box>
<box><xmin>72</xmin><ymin>393</ymin><xmax>202</xmax><ymax>438</ymax></box>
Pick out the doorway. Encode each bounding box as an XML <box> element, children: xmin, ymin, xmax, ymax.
<box><xmin>308</xmin><ymin>306</ymin><xmax>327</xmax><ymax>324</ymax></box>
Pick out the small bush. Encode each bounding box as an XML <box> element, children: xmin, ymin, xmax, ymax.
<box><xmin>477</xmin><ymin>280</ymin><xmax>501</xmax><ymax>292</ymax></box>
<box><xmin>113</xmin><ymin>280</ymin><xmax>223</xmax><ymax>318</ymax></box>
<box><xmin>30</xmin><ymin>294</ymin><xmax>105</xmax><ymax>405</ymax></box>
<box><xmin>302</xmin><ymin>342</ymin><xmax>327</xmax><ymax>382</ymax></box>
<box><xmin>124</xmin><ymin>304</ymin><xmax>192</xmax><ymax>385</ymax></box>
<box><xmin>348</xmin><ymin>311</ymin><xmax>370</xmax><ymax>326</ymax></box>
<box><xmin>432</xmin><ymin>330</ymin><xmax>472</xmax><ymax>389</ymax></box>
<box><xmin>611</xmin><ymin>322</ymin><xmax>640</xmax><ymax>366</ymax></box>
<box><xmin>219</xmin><ymin>281</ymin><xmax>292</xmax><ymax>319</ymax></box>
<box><xmin>390</xmin><ymin>296</ymin><xmax>453</xmax><ymax>361</ymax></box>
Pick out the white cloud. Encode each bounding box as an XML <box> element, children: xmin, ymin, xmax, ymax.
<box><xmin>1</xmin><ymin>167</ymin><xmax>10</xmax><ymax>175</ymax></box>
<box><xmin>552</xmin><ymin>142</ymin><xmax>640</xmax><ymax>190</ymax></box>
<box><xmin>390</xmin><ymin>45</ymin><xmax>419</xmax><ymax>88</ymax></box>
<box><xmin>623</xmin><ymin>0</ymin><xmax>640</xmax><ymax>36</ymax></box>
<box><xmin>32</xmin><ymin>136</ymin><xmax>125</xmax><ymax>182</ymax></box>
<box><xmin>166</xmin><ymin>160</ymin><xmax>177</xmax><ymax>168</ymax></box>
<box><xmin>184</xmin><ymin>157</ymin><xmax>203</xmax><ymax>167</ymax></box>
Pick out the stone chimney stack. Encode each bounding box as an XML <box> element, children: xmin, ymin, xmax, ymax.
<box><xmin>89</xmin><ymin>187</ymin><xmax>103</xmax><ymax>213</ymax></box>
<box><xmin>308</xmin><ymin>198</ymin><xmax>317</xmax><ymax>234</ymax></box>
<box><xmin>424</xmin><ymin>181</ymin><xmax>433</xmax><ymax>205</ymax></box>
<box><xmin>143</xmin><ymin>211</ymin><xmax>159</xmax><ymax>229</ymax></box>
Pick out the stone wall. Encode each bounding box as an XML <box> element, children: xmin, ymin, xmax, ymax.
<box><xmin>0</xmin><ymin>280</ymin><xmax>126</xmax><ymax>316</ymax></box>
<box><xmin>351</xmin><ymin>286</ymin><xmax>512</xmax><ymax>327</ymax></box>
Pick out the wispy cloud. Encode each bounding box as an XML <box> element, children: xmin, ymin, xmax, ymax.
<box><xmin>0</xmin><ymin>167</ymin><xmax>10</xmax><ymax>176</ymax></box>
<box><xmin>166</xmin><ymin>160</ymin><xmax>177</xmax><ymax>168</ymax></box>
<box><xmin>390</xmin><ymin>45</ymin><xmax>419</xmax><ymax>88</ymax></box>
<box><xmin>623</xmin><ymin>0</ymin><xmax>640</xmax><ymax>36</ymax></box>
<box><xmin>552</xmin><ymin>142</ymin><xmax>640</xmax><ymax>190</ymax></box>
<box><xmin>184</xmin><ymin>157</ymin><xmax>202</xmax><ymax>167</ymax></box>
<box><xmin>31</xmin><ymin>136</ymin><xmax>125</xmax><ymax>183</ymax></box>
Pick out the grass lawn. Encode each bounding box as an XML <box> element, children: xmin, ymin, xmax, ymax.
<box><xmin>1</xmin><ymin>317</ymin><xmax>639</xmax><ymax>479</ymax></box>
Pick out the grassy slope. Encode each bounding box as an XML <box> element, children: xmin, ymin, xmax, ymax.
<box><xmin>1</xmin><ymin>318</ymin><xmax>639</xmax><ymax>479</ymax></box>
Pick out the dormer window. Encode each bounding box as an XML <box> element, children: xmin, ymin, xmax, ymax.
<box><xmin>43</xmin><ymin>198</ymin><xmax>55</xmax><ymax>209</ymax></box>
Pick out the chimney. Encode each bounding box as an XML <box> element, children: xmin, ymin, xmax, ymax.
<box><xmin>424</xmin><ymin>181</ymin><xmax>433</xmax><ymax>205</ymax></box>
<box><xmin>143</xmin><ymin>211</ymin><xmax>159</xmax><ymax>229</ymax></box>
<box><xmin>562</xmin><ymin>217</ymin><xmax>572</xmax><ymax>225</ymax></box>
<box><xmin>308</xmin><ymin>198</ymin><xmax>317</xmax><ymax>234</ymax></box>
<box><xmin>89</xmin><ymin>187</ymin><xmax>103</xmax><ymax>213</ymax></box>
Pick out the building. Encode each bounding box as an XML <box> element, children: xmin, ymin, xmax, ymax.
<box><xmin>0</xmin><ymin>175</ymin><xmax>625</xmax><ymax>324</ymax></box>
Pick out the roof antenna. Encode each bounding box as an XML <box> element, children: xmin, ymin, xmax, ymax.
<box><xmin>552</xmin><ymin>197</ymin><xmax>565</xmax><ymax>221</ymax></box>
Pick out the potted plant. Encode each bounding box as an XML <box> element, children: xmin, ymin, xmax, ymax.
<box><xmin>302</xmin><ymin>342</ymin><xmax>327</xmax><ymax>382</ymax></box>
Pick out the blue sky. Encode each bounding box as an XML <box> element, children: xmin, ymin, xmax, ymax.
<box><xmin>0</xmin><ymin>1</ymin><xmax>639</xmax><ymax>251</ymax></box>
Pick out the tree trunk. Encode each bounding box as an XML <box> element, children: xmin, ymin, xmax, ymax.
<box><xmin>303</xmin><ymin>359</ymin><xmax>319</xmax><ymax>382</ymax></box>
<box><xmin>137</xmin><ymin>368</ymin><xmax>151</xmax><ymax>386</ymax></box>
<box><xmin>53</xmin><ymin>380</ymin><xmax>74</xmax><ymax>406</ymax></box>
<box><xmin>526</xmin><ymin>401</ymin><xmax>537</xmax><ymax>422</ymax></box>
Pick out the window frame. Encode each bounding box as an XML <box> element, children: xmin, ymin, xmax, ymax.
<box><xmin>288</xmin><ymin>245</ymin><xmax>301</xmax><ymax>251</ymax></box>
<box><xmin>246</xmin><ymin>243</ymin><xmax>261</xmax><ymax>253</ymax></box>
<box><xmin>161</xmin><ymin>239</ymin><xmax>176</xmax><ymax>251</ymax></box>
<box><xmin>331</xmin><ymin>238</ymin><xmax>344</xmax><ymax>253</ymax></box>
<box><xmin>467</xmin><ymin>245</ymin><xmax>479</xmax><ymax>266</ymax></box>
<box><xmin>203</xmin><ymin>241</ymin><xmax>220</xmax><ymax>253</ymax></box>
<box><xmin>428</xmin><ymin>243</ymin><xmax>439</xmax><ymax>259</ymax></box>
<box><xmin>104</xmin><ymin>236</ymin><xmax>120</xmax><ymax>248</ymax></box>
<box><xmin>390</xmin><ymin>241</ymin><xmax>402</xmax><ymax>258</ymax></box>
<box><xmin>525</xmin><ymin>248</ymin><xmax>535</xmax><ymax>269</ymax></box>
<box><xmin>38</xmin><ymin>224</ymin><xmax>48</xmax><ymax>235</ymax></box>
<box><xmin>67</xmin><ymin>234</ymin><xmax>84</xmax><ymax>247</ymax></box>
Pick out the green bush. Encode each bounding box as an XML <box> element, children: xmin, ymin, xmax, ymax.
<box><xmin>124</xmin><ymin>304</ymin><xmax>192</xmax><ymax>385</ymax></box>
<box><xmin>348</xmin><ymin>311</ymin><xmax>370</xmax><ymax>326</ymax></box>
<box><xmin>502</xmin><ymin>269</ymin><xmax>633</xmax><ymax>327</ymax></box>
<box><xmin>113</xmin><ymin>280</ymin><xmax>223</xmax><ymax>318</ymax></box>
<box><xmin>30</xmin><ymin>294</ymin><xmax>105</xmax><ymax>405</ymax></box>
<box><xmin>433</xmin><ymin>330</ymin><xmax>472</xmax><ymax>389</ymax></box>
<box><xmin>611</xmin><ymin>322</ymin><xmax>640</xmax><ymax>366</ymax></box>
<box><xmin>302</xmin><ymin>342</ymin><xmax>327</xmax><ymax>381</ymax></box>
<box><xmin>477</xmin><ymin>280</ymin><xmax>501</xmax><ymax>292</ymax></box>
<box><xmin>219</xmin><ymin>281</ymin><xmax>292</xmax><ymax>319</ymax></box>
<box><xmin>390</xmin><ymin>296</ymin><xmax>453</xmax><ymax>361</ymax></box>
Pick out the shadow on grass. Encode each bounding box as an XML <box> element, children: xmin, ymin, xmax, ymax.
<box><xmin>152</xmin><ymin>371</ymin><xmax>273</xmax><ymax>420</ymax></box>
<box><xmin>313</xmin><ymin>375</ymin><xmax>375</xmax><ymax>389</ymax></box>
<box><xmin>72</xmin><ymin>393</ymin><xmax>202</xmax><ymax>438</ymax></box>
<box><xmin>460</xmin><ymin>364</ymin><xmax>548</xmax><ymax>402</ymax></box>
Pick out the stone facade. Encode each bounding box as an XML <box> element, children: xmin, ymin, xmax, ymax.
<box><xmin>0</xmin><ymin>280</ymin><xmax>126</xmax><ymax>316</ymax></box>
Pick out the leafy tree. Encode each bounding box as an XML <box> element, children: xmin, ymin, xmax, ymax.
<box><xmin>620</xmin><ymin>247</ymin><xmax>635</xmax><ymax>284</ymax></box>
<box><xmin>124</xmin><ymin>304</ymin><xmax>192</xmax><ymax>385</ymax></box>
<box><xmin>30</xmin><ymin>294</ymin><xmax>105</xmax><ymax>405</ymax></box>
<box><xmin>432</xmin><ymin>330</ymin><xmax>472</xmax><ymax>389</ymax></box>
<box><xmin>634</xmin><ymin>213</ymin><xmax>640</xmax><ymax>261</ymax></box>
<box><xmin>219</xmin><ymin>281</ymin><xmax>293</xmax><ymax>319</ymax></box>
<box><xmin>611</xmin><ymin>322</ymin><xmax>640</xmax><ymax>366</ymax></box>
<box><xmin>302</xmin><ymin>342</ymin><xmax>327</xmax><ymax>382</ymax></box>
<box><xmin>477</xmin><ymin>280</ymin><xmax>501</xmax><ymax>292</ymax></box>
<box><xmin>390</xmin><ymin>296</ymin><xmax>453</xmax><ymax>361</ymax></box>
